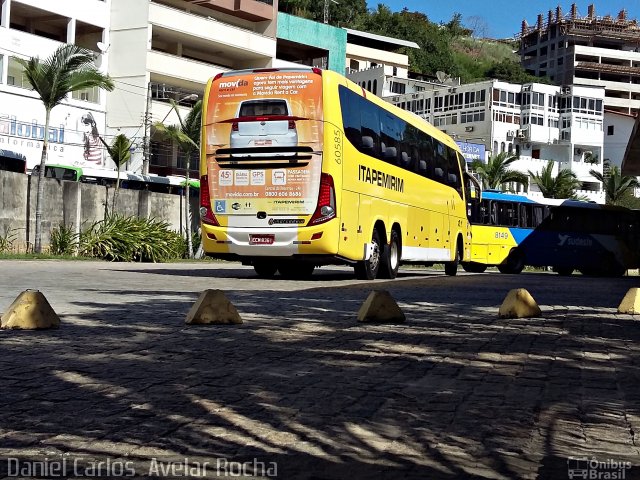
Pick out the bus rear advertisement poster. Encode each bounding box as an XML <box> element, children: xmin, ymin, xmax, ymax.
<box><xmin>204</xmin><ymin>70</ymin><xmax>323</xmax><ymax>216</ymax></box>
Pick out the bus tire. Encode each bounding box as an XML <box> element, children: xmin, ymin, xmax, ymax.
<box><xmin>355</xmin><ymin>229</ymin><xmax>382</xmax><ymax>280</ymax></box>
<box><xmin>461</xmin><ymin>262</ymin><xmax>487</xmax><ymax>273</ymax></box>
<box><xmin>498</xmin><ymin>248</ymin><xmax>525</xmax><ymax>274</ymax></box>
<box><xmin>378</xmin><ymin>229</ymin><xmax>401</xmax><ymax>279</ymax></box>
<box><xmin>444</xmin><ymin>242</ymin><xmax>460</xmax><ymax>276</ymax></box>
<box><xmin>278</xmin><ymin>262</ymin><xmax>315</xmax><ymax>279</ymax></box>
<box><xmin>253</xmin><ymin>260</ymin><xmax>277</xmax><ymax>278</ymax></box>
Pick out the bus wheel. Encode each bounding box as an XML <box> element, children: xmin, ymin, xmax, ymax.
<box><xmin>253</xmin><ymin>260</ymin><xmax>277</xmax><ymax>278</ymax></box>
<box><xmin>378</xmin><ymin>229</ymin><xmax>401</xmax><ymax>279</ymax></box>
<box><xmin>554</xmin><ymin>266</ymin><xmax>573</xmax><ymax>276</ymax></box>
<box><xmin>355</xmin><ymin>229</ymin><xmax>382</xmax><ymax>280</ymax></box>
<box><xmin>444</xmin><ymin>242</ymin><xmax>460</xmax><ymax>276</ymax></box>
<box><xmin>461</xmin><ymin>262</ymin><xmax>487</xmax><ymax>273</ymax></box>
<box><xmin>278</xmin><ymin>262</ymin><xmax>315</xmax><ymax>279</ymax></box>
<box><xmin>498</xmin><ymin>249</ymin><xmax>525</xmax><ymax>274</ymax></box>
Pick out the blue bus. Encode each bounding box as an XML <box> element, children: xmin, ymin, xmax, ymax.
<box><xmin>464</xmin><ymin>190</ymin><xmax>640</xmax><ymax>276</ymax></box>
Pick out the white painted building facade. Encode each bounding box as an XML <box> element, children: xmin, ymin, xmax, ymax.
<box><xmin>384</xmin><ymin>79</ymin><xmax>606</xmax><ymax>203</ymax></box>
<box><xmin>0</xmin><ymin>0</ymin><xmax>279</xmax><ymax>175</ymax></box>
<box><xmin>603</xmin><ymin>110</ymin><xmax>636</xmax><ymax>170</ymax></box>
<box><xmin>0</xmin><ymin>0</ymin><xmax>111</xmax><ymax>171</ymax></box>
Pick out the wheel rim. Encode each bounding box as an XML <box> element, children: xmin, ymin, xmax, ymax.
<box><xmin>389</xmin><ymin>240</ymin><xmax>399</xmax><ymax>270</ymax></box>
<box><xmin>370</xmin><ymin>242</ymin><xmax>380</xmax><ymax>272</ymax></box>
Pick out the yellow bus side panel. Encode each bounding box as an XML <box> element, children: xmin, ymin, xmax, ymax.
<box><xmin>471</xmin><ymin>225</ymin><xmax>518</xmax><ymax>266</ymax></box>
<box><xmin>337</xmin><ymin>189</ymin><xmax>363</xmax><ymax>260</ymax></box>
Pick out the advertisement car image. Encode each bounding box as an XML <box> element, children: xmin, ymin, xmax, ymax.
<box><xmin>230</xmin><ymin>99</ymin><xmax>298</xmax><ymax>157</ymax></box>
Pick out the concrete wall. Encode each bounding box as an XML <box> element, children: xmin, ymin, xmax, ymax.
<box><xmin>0</xmin><ymin>170</ymin><xmax>198</xmax><ymax>252</ymax></box>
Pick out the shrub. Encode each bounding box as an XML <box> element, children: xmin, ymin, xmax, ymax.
<box><xmin>79</xmin><ymin>214</ymin><xmax>185</xmax><ymax>262</ymax></box>
<box><xmin>50</xmin><ymin>224</ymin><xmax>78</xmax><ymax>256</ymax></box>
<box><xmin>0</xmin><ymin>228</ymin><xmax>17</xmax><ymax>253</ymax></box>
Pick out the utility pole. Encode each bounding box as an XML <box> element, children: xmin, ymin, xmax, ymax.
<box><xmin>142</xmin><ymin>82</ymin><xmax>152</xmax><ymax>175</ymax></box>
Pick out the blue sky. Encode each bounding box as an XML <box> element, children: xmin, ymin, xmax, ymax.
<box><xmin>365</xmin><ymin>1</ymin><xmax>640</xmax><ymax>39</ymax></box>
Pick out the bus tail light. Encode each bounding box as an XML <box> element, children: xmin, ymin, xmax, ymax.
<box><xmin>308</xmin><ymin>173</ymin><xmax>336</xmax><ymax>225</ymax></box>
<box><xmin>231</xmin><ymin>122</ymin><xmax>239</xmax><ymax>132</ymax></box>
<box><xmin>199</xmin><ymin>175</ymin><xmax>219</xmax><ymax>226</ymax></box>
<box><xmin>288</xmin><ymin>120</ymin><xmax>296</xmax><ymax>130</ymax></box>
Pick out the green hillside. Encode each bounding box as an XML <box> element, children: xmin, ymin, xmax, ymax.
<box><xmin>278</xmin><ymin>0</ymin><xmax>543</xmax><ymax>85</ymax></box>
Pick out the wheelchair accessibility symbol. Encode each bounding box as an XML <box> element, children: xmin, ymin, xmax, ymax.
<box><xmin>214</xmin><ymin>200</ymin><xmax>226</xmax><ymax>213</ymax></box>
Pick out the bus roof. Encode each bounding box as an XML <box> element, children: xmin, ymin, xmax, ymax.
<box><xmin>480</xmin><ymin>191</ymin><xmax>539</xmax><ymax>203</ymax></box>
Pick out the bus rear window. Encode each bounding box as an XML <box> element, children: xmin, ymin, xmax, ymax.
<box><xmin>239</xmin><ymin>100</ymin><xmax>288</xmax><ymax>117</ymax></box>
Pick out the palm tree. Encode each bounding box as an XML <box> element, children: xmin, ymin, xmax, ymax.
<box><xmin>17</xmin><ymin>44</ymin><xmax>114</xmax><ymax>253</ymax></box>
<box><xmin>590</xmin><ymin>165</ymin><xmax>639</xmax><ymax>205</ymax></box>
<box><xmin>470</xmin><ymin>152</ymin><xmax>528</xmax><ymax>191</ymax></box>
<box><xmin>100</xmin><ymin>134</ymin><xmax>132</xmax><ymax>213</ymax></box>
<box><xmin>529</xmin><ymin>160</ymin><xmax>582</xmax><ymax>199</ymax></box>
<box><xmin>153</xmin><ymin>99</ymin><xmax>202</xmax><ymax>258</ymax></box>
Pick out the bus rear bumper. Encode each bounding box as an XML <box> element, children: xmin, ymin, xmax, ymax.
<box><xmin>201</xmin><ymin>223</ymin><xmax>339</xmax><ymax>258</ymax></box>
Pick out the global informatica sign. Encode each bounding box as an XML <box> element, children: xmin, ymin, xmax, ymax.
<box><xmin>0</xmin><ymin>94</ymin><xmax>107</xmax><ymax>171</ymax></box>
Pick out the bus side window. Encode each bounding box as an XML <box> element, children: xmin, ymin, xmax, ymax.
<box><xmin>508</xmin><ymin>202</ymin><xmax>518</xmax><ymax>226</ymax></box>
<box><xmin>520</xmin><ymin>204</ymin><xmax>532</xmax><ymax>228</ymax></box>
<box><xmin>379</xmin><ymin>113</ymin><xmax>400</xmax><ymax>165</ymax></box>
<box><xmin>490</xmin><ymin>202</ymin><xmax>498</xmax><ymax>225</ymax></box>
<box><xmin>339</xmin><ymin>86</ymin><xmax>362</xmax><ymax>149</ymax></box>
<box><xmin>418</xmin><ymin>137</ymin><xmax>434</xmax><ymax>178</ymax></box>
<box><xmin>480</xmin><ymin>200</ymin><xmax>491</xmax><ymax>224</ymax></box>
<box><xmin>532</xmin><ymin>206</ymin><xmax>545</xmax><ymax>227</ymax></box>
<box><xmin>433</xmin><ymin>141</ymin><xmax>448</xmax><ymax>185</ymax></box>
<box><xmin>360</xmin><ymin>97</ymin><xmax>380</xmax><ymax>158</ymax></box>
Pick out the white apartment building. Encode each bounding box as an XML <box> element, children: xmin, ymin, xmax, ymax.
<box><xmin>345</xmin><ymin>28</ymin><xmax>422</xmax><ymax>98</ymax></box>
<box><xmin>0</xmin><ymin>0</ymin><xmax>278</xmax><ymax>175</ymax></box>
<box><xmin>0</xmin><ymin>0</ymin><xmax>111</xmax><ymax>171</ymax></box>
<box><xmin>385</xmin><ymin>79</ymin><xmax>606</xmax><ymax>203</ymax></box>
<box><xmin>519</xmin><ymin>3</ymin><xmax>640</xmax><ymax>115</ymax></box>
<box><xmin>603</xmin><ymin>110</ymin><xmax>636</xmax><ymax>172</ymax></box>
<box><xmin>109</xmin><ymin>0</ymin><xmax>278</xmax><ymax>176</ymax></box>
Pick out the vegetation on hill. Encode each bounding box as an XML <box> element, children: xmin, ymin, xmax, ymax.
<box><xmin>278</xmin><ymin>1</ymin><xmax>544</xmax><ymax>84</ymax></box>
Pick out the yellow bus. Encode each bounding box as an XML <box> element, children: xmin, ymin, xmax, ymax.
<box><xmin>200</xmin><ymin>67</ymin><xmax>474</xmax><ymax>279</ymax></box>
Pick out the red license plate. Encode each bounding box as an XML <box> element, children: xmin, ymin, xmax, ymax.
<box><xmin>249</xmin><ymin>234</ymin><xmax>275</xmax><ymax>245</ymax></box>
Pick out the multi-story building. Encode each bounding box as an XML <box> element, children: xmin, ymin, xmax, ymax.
<box><xmin>0</xmin><ymin>0</ymin><xmax>111</xmax><ymax>171</ymax></box>
<box><xmin>518</xmin><ymin>3</ymin><xmax>640</xmax><ymax>115</ymax></box>
<box><xmin>109</xmin><ymin>0</ymin><xmax>279</xmax><ymax>176</ymax></box>
<box><xmin>604</xmin><ymin>110</ymin><xmax>637</xmax><ymax>171</ymax></box>
<box><xmin>386</xmin><ymin>80</ymin><xmax>606</xmax><ymax>203</ymax></box>
<box><xmin>345</xmin><ymin>28</ymin><xmax>421</xmax><ymax>98</ymax></box>
<box><xmin>0</xmin><ymin>0</ymin><xmax>280</xmax><ymax>177</ymax></box>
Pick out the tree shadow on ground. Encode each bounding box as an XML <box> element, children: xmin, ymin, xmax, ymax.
<box><xmin>1</xmin><ymin>272</ymin><xmax>639</xmax><ymax>479</ymax></box>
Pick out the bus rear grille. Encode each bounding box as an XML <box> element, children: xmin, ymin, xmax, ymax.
<box><xmin>216</xmin><ymin>146</ymin><xmax>314</xmax><ymax>159</ymax></box>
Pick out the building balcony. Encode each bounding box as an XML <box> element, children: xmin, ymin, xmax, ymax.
<box><xmin>147</xmin><ymin>51</ymin><xmax>229</xmax><ymax>88</ymax></box>
<box><xmin>149</xmin><ymin>3</ymin><xmax>276</xmax><ymax>62</ymax></box>
<box><xmin>185</xmin><ymin>0</ymin><xmax>274</xmax><ymax>22</ymax></box>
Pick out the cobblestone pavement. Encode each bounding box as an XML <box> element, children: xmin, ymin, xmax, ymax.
<box><xmin>0</xmin><ymin>260</ymin><xmax>639</xmax><ymax>479</ymax></box>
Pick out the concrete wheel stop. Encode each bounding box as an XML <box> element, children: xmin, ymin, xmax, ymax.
<box><xmin>1</xmin><ymin>289</ymin><xmax>60</xmax><ymax>330</ymax></box>
<box><xmin>185</xmin><ymin>289</ymin><xmax>243</xmax><ymax>325</ymax></box>
<box><xmin>357</xmin><ymin>290</ymin><xmax>406</xmax><ymax>323</ymax></box>
<box><xmin>617</xmin><ymin>287</ymin><xmax>640</xmax><ymax>314</ymax></box>
<box><xmin>498</xmin><ymin>288</ymin><xmax>542</xmax><ymax>319</ymax></box>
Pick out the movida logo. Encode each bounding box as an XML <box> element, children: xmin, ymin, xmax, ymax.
<box><xmin>218</xmin><ymin>79</ymin><xmax>249</xmax><ymax>90</ymax></box>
